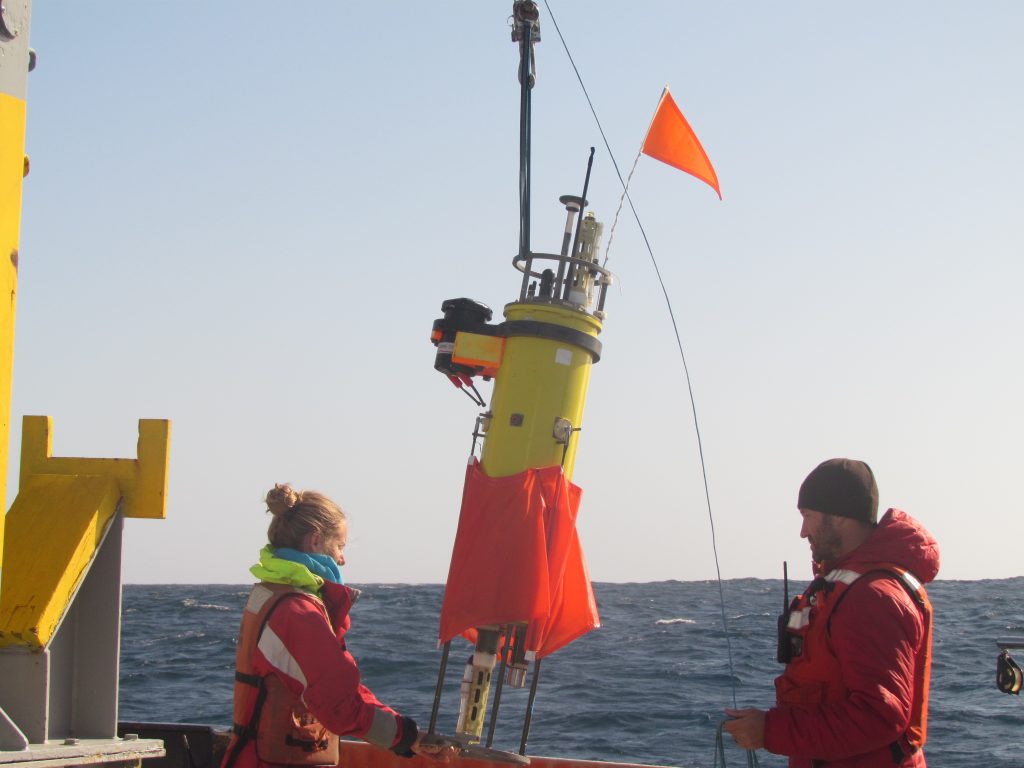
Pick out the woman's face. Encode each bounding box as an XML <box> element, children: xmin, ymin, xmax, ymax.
<box><xmin>307</xmin><ymin>521</ymin><xmax>348</xmax><ymax>566</ymax></box>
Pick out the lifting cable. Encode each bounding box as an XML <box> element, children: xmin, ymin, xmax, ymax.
<box><xmin>542</xmin><ymin>3</ymin><xmax>757</xmax><ymax>765</ymax></box>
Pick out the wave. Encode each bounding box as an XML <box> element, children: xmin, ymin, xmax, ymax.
<box><xmin>180</xmin><ymin>598</ymin><xmax>232</xmax><ymax>611</ymax></box>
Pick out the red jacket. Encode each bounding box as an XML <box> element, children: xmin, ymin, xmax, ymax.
<box><xmin>222</xmin><ymin>581</ymin><xmax>417</xmax><ymax>768</ymax></box>
<box><xmin>764</xmin><ymin>509</ymin><xmax>940</xmax><ymax>768</ymax></box>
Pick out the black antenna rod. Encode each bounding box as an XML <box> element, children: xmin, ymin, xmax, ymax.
<box><xmin>513</xmin><ymin>1</ymin><xmax>540</xmax><ymax>262</ymax></box>
<box><xmin>563</xmin><ymin>147</ymin><xmax>596</xmax><ymax>300</ymax></box>
<box><xmin>783</xmin><ymin>561</ymin><xmax>789</xmax><ymax>608</ymax></box>
<box><xmin>776</xmin><ymin>561</ymin><xmax>792</xmax><ymax>664</ymax></box>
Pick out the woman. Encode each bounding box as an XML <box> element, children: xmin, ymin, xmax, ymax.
<box><xmin>222</xmin><ymin>483</ymin><xmax>447</xmax><ymax>768</ymax></box>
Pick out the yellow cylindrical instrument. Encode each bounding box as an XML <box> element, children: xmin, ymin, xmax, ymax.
<box><xmin>480</xmin><ymin>302</ymin><xmax>602</xmax><ymax>480</ymax></box>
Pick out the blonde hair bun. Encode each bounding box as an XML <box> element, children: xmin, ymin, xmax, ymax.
<box><xmin>265</xmin><ymin>483</ymin><xmax>300</xmax><ymax>516</ymax></box>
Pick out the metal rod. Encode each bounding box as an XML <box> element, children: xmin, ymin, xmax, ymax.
<box><xmin>486</xmin><ymin>626</ymin><xmax>513</xmax><ymax>747</ymax></box>
<box><xmin>517</xmin><ymin>17</ymin><xmax>534</xmax><ymax>263</ymax></box>
<box><xmin>518</xmin><ymin>657</ymin><xmax>542</xmax><ymax>755</ymax></box>
<box><xmin>553</xmin><ymin>196</ymin><xmax>581</xmax><ymax>299</ymax></box>
<box><xmin>596</xmin><ymin>279</ymin><xmax>608</xmax><ymax>313</ymax></box>
<box><xmin>563</xmin><ymin>148</ymin><xmax>596</xmax><ymax>300</ymax></box>
<box><xmin>428</xmin><ymin>641</ymin><xmax>452</xmax><ymax>734</ymax></box>
<box><xmin>518</xmin><ymin>254</ymin><xmax>533</xmax><ymax>301</ymax></box>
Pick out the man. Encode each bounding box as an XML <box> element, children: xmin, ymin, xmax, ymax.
<box><xmin>723</xmin><ymin>458</ymin><xmax>940</xmax><ymax>767</ymax></box>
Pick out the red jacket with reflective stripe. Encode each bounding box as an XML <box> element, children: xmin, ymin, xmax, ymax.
<box><xmin>222</xmin><ymin>581</ymin><xmax>415</xmax><ymax>768</ymax></box>
<box><xmin>764</xmin><ymin>509</ymin><xmax>940</xmax><ymax>768</ymax></box>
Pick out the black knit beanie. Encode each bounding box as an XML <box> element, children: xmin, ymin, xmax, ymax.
<box><xmin>797</xmin><ymin>458</ymin><xmax>879</xmax><ymax>524</ymax></box>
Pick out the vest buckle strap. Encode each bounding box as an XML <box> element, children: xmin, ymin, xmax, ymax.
<box><xmin>285</xmin><ymin>735</ymin><xmax>330</xmax><ymax>753</ymax></box>
<box><xmin>235</xmin><ymin>671</ymin><xmax>263</xmax><ymax>687</ymax></box>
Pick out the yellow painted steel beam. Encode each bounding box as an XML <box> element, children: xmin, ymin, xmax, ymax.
<box><xmin>0</xmin><ymin>0</ymin><xmax>32</xmax><ymax>578</ymax></box>
<box><xmin>19</xmin><ymin>416</ymin><xmax>171</xmax><ymax>520</ymax></box>
<box><xmin>0</xmin><ymin>473</ymin><xmax>121</xmax><ymax>648</ymax></box>
<box><xmin>0</xmin><ymin>92</ymin><xmax>28</xmax><ymax>572</ymax></box>
<box><xmin>0</xmin><ymin>416</ymin><xmax>171</xmax><ymax>648</ymax></box>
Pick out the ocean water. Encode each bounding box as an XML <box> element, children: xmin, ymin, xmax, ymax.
<box><xmin>119</xmin><ymin>580</ymin><xmax>1024</xmax><ymax>768</ymax></box>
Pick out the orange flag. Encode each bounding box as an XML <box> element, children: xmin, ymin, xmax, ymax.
<box><xmin>641</xmin><ymin>88</ymin><xmax>721</xmax><ymax>199</ymax></box>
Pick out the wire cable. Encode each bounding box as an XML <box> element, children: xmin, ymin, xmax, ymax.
<box><xmin>714</xmin><ymin>721</ymin><xmax>761</xmax><ymax>768</ymax></box>
<box><xmin>542</xmin><ymin>1</ymin><xmax>757</xmax><ymax>762</ymax></box>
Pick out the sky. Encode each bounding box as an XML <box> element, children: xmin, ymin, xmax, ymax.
<box><xmin>6</xmin><ymin>2</ymin><xmax>1022</xmax><ymax>585</ymax></box>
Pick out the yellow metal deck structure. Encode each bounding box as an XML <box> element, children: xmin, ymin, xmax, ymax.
<box><xmin>0</xmin><ymin>2</ymin><xmax>169</xmax><ymax>765</ymax></box>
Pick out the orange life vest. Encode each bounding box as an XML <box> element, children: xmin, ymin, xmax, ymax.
<box><xmin>223</xmin><ymin>583</ymin><xmax>341</xmax><ymax>768</ymax></box>
<box><xmin>776</xmin><ymin>564</ymin><xmax>932</xmax><ymax>760</ymax></box>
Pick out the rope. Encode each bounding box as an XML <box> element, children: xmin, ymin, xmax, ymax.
<box><xmin>602</xmin><ymin>147</ymin><xmax>642</xmax><ymax>268</ymax></box>
<box><xmin>542</xmin><ymin>1</ymin><xmax>759</xmax><ymax>763</ymax></box>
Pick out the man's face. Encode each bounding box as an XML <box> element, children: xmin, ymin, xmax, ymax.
<box><xmin>799</xmin><ymin>508</ymin><xmax>843</xmax><ymax>562</ymax></box>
